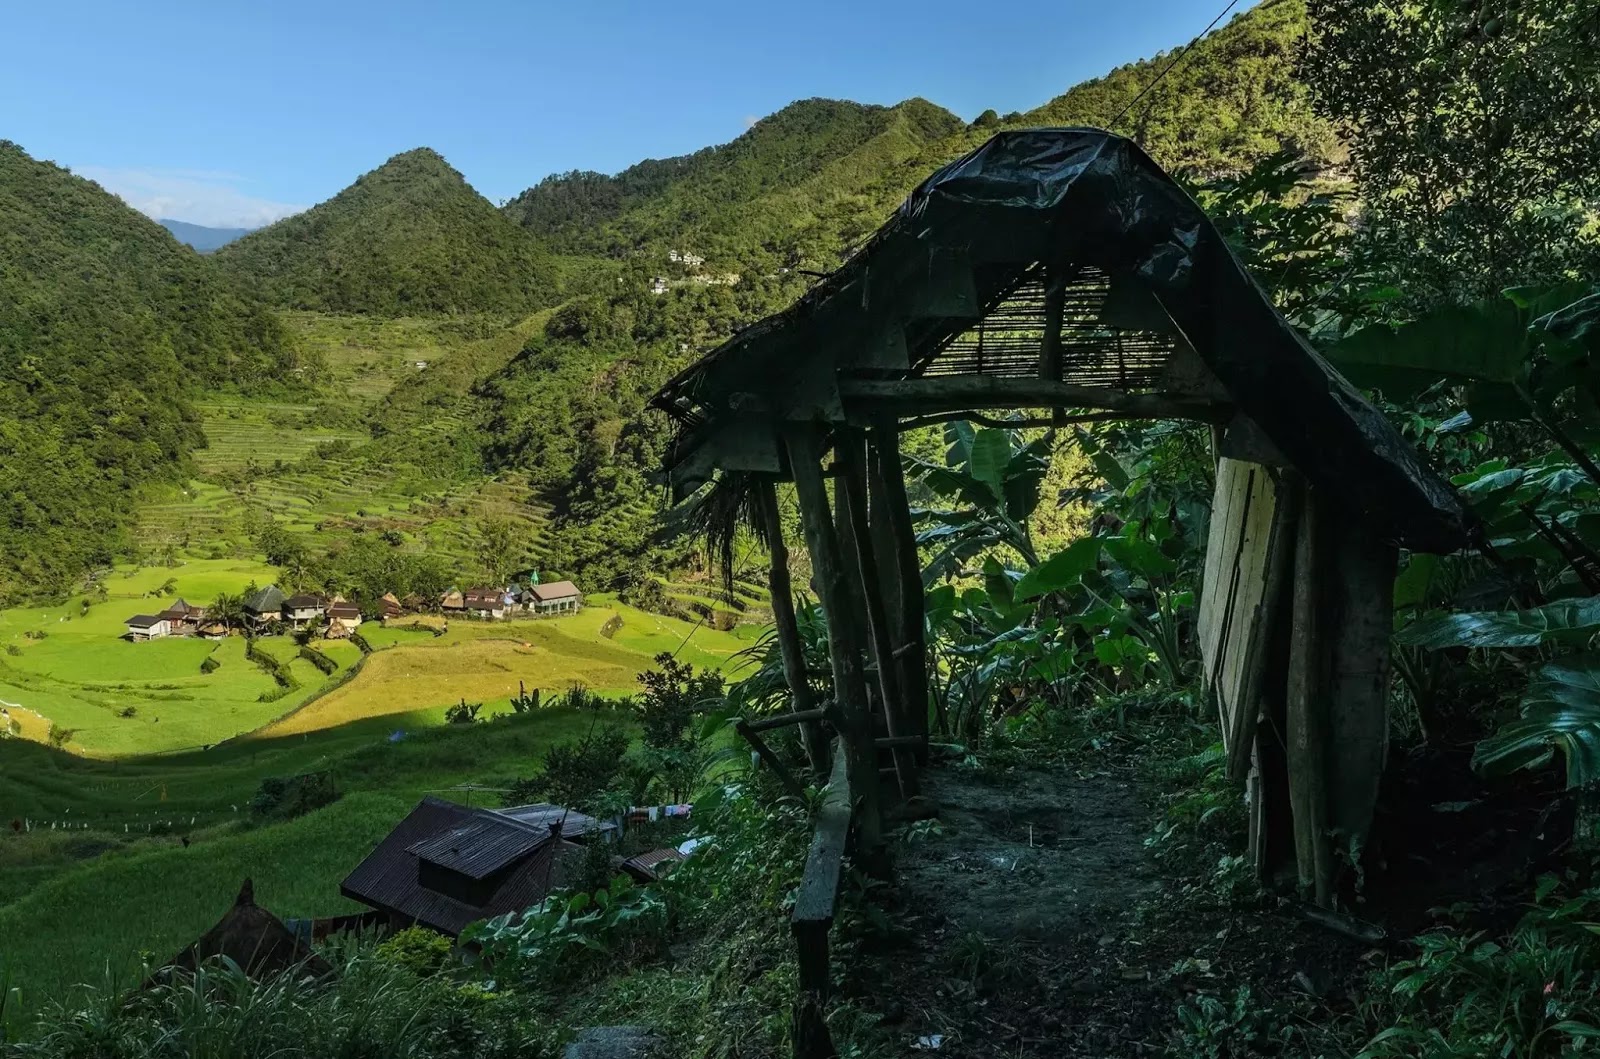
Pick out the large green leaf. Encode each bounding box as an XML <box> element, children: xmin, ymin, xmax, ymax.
<box><xmin>1002</xmin><ymin>435</ymin><xmax>1052</xmax><ymax>521</ymax></box>
<box><xmin>1475</xmin><ymin>653</ymin><xmax>1600</xmax><ymax>788</ymax></box>
<box><xmin>1015</xmin><ymin>538</ymin><xmax>1103</xmax><ymax>601</ymax></box>
<box><xmin>1397</xmin><ymin>596</ymin><xmax>1600</xmax><ymax>649</ymax></box>
<box><xmin>1104</xmin><ymin>533</ymin><xmax>1178</xmax><ymax>578</ymax></box>
<box><xmin>968</xmin><ymin>428</ymin><xmax>1013</xmax><ymax>506</ymax></box>
<box><xmin>944</xmin><ymin>420</ymin><xmax>975</xmax><ymax>469</ymax></box>
<box><xmin>1323</xmin><ymin>298</ymin><xmax>1527</xmax><ymax>397</ymax></box>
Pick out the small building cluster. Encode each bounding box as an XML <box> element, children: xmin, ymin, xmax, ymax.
<box><xmin>440</xmin><ymin>580</ymin><xmax>581</xmax><ymax>620</ymax></box>
<box><xmin>125</xmin><ymin>579</ymin><xmax>580</xmax><ymax>642</ymax></box>
<box><xmin>123</xmin><ymin>598</ymin><xmax>225</xmax><ymax>641</ymax></box>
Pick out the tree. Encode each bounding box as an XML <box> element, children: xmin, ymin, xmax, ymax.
<box><xmin>474</xmin><ymin>517</ymin><xmax>520</xmax><ymax>584</ymax></box>
<box><xmin>209</xmin><ymin>592</ymin><xmax>246</xmax><ymax>631</ymax></box>
<box><xmin>1303</xmin><ymin>0</ymin><xmax>1600</xmax><ymax>306</ymax></box>
<box><xmin>503</xmin><ymin>726</ymin><xmax>631</xmax><ymax>812</ymax></box>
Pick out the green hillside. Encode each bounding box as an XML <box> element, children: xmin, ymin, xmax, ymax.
<box><xmin>0</xmin><ymin>141</ymin><xmax>298</xmax><ymax>601</ymax></box>
<box><xmin>504</xmin><ymin>97</ymin><xmax>964</xmax><ymax>258</ymax></box>
<box><xmin>214</xmin><ymin>148</ymin><xmax>559</xmax><ymax>315</ymax></box>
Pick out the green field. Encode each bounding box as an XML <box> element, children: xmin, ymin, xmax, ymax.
<box><xmin>0</xmin><ymin>708</ymin><xmax>611</xmax><ymax>1022</ymax></box>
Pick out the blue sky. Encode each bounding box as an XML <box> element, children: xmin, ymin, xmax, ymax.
<box><xmin>2</xmin><ymin>0</ymin><xmax>1252</xmax><ymax>227</ymax></box>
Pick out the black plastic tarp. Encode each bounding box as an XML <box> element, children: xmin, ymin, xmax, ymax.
<box><xmin>653</xmin><ymin>128</ymin><xmax>1473</xmax><ymax>554</ymax></box>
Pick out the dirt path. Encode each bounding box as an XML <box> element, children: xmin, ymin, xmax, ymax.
<box><xmin>856</xmin><ymin>762</ymin><xmax>1368</xmax><ymax>1057</ymax></box>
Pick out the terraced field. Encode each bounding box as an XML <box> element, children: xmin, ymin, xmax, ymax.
<box><xmin>191</xmin><ymin>400</ymin><xmax>366</xmax><ymax>476</ymax></box>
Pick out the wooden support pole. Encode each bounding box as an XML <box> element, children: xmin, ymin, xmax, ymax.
<box><xmin>840</xmin><ymin>376</ymin><xmax>1230</xmax><ymax>422</ymax></box>
<box><xmin>1287</xmin><ymin>483</ymin><xmax>1334</xmax><ymax>907</ymax></box>
<box><xmin>735</xmin><ymin>719</ymin><xmax>805</xmax><ymax>800</ymax></box>
<box><xmin>869</xmin><ymin>418</ymin><xmax>930</xmax><ymax>752</ymax></box>
<box><xmin>754</xmin><ymin>476</ymin><xmax>830</xmax><ymax>774</ymax></box>
<box><xmin>783</xmin><ymin>425</ymin><xmax>885</xmax><ymax>872</ymax></box>
<box><xmin>837</xmin><ymin>427</ymin><xmax>918</xmax><ymax>798</ymax></box>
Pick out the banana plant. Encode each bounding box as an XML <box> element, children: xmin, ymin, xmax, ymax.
<box><xmin>1476</xmin><ymin>654</ymin><xmax>1600</xmax><ymax>789</ymax></box>
<box><xmin>907</xmin><ymin>421</ymin><xmax>1050</xmax><ymax>582</ymax></box>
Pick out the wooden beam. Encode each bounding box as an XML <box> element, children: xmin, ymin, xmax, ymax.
<box><xmin>840</xmin><ymin>376</ymin><xmax>1230</xmax><ymax>422</ymax></box>
<box><xmin>783</xmin><ymin>424</ymin><xmax>885</xmax><ymax>872</ymax></box>
<box><xmin>735</xmin><ymin>719</ymin><xmax>805</xmax><ymax>800</ymax></box>
<box><xmin>837</xmin><ymin>426</ymin><xmax>918</xmax><ymax>799</ymax></box>
<box><xmin>869</xmin><ymin>419</ymin><xmax>929</xmax><ymax>754</ymax></box>
<box><xmin>744</xmin><ymin>707</ymin><xmax>830</xmax><ymax>734</ymax></box>
<box><xmin>791</xmin><ymin>745</ymin><xmax>850</xmax><ymax>1059</ymax></box>
<box><xmin>754</xmin><ymin>476</ymin><xmax>829</xmax><ymax>774</ymax></box>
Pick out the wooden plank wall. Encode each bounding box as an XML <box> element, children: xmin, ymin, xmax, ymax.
<box><xmin>1198</xmin><ymin>458</ymin><xmax>1291</xmax><ymax>782</ymax></box>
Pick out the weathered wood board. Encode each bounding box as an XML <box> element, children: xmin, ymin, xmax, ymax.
<box><xmin>1198</xmin><ymin>458</ymin><xmax>1294</xmax><ymax>781</ymax></box>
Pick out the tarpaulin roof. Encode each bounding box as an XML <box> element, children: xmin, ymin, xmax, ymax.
<box><xmin>651</xmin><ymin>128</ymin><xmax>1472</xmax><ymax>553</ymax></box>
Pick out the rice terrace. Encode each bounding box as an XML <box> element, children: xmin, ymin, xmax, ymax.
<box><xmin>5</xmin><ymin>0</ymin><xmax>1600</xmax><ymax>1056</ymax></box>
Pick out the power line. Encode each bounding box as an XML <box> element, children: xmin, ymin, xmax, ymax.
<box><xmin>1109</xmin><ymin>0</ymin><xmax>1242</xmax><ymax>130</ymax></box>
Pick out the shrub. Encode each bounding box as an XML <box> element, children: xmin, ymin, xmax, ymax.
<box><xmin>509</xmin><ymin>682</ymin><xmax>541</xmax><ymax>713</ymax></box>
<box><xmin>200</xmin><ymin>655</ymin><xmax>221</xmax><ymax>673</ymax></box>
<box><xmin>250</xmin><ymin>771</ymin><xmax>339</xmax><ymax>821</ymax></box>
<box><xmin>445</xmin><ymin>699</ymin><xmax>482</xmax><ymax>725</ymax></box>
<box><xmin>5</xmin><ymin>644</ymin><xmax>19</xmax><ymax>656</ymax></box>
<box><xmin>504</xmin><ymin>727</ymin><xmax>630</xmax><ymax>811</ymax></box>
<box><xmin>461</xmin><ymin>874</ymin><xmax>667</xmax><ymax>987</ymax></box>
<box><xmin>376</xmin><ymin>926</ymin><xmax>456</xmax><ymax>977</ymax></box>
<box><xmin>46</xmin><ymin>724</ymin><xmax>74</xmax><ymax>748</ymax></box>
<box><xmin>299</xmin><ymin>644</ymin><xmax>338</xmax><ymax>675</ymax></box>
<box><xmin>635</xmin><ymin>653</ymin><xmax>724</xmax><ymax>751</ymax></box>
<box><xmin>118</xmin><ymin>705</ymin><xmax>137</xmax><ymax>719</ymax></box>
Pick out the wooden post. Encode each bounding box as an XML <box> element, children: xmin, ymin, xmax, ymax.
<box><xmin>1286</xmin><ymin>483</ymin><xmax>1334</xmax><ymax>906</ymax></box>
<box><xmin>735</xmin><ymin>719</ymin><xmax>806</xmax><ymax>800</ymax></box>
<box><xmin>869</xmin><ymin>418</ymin><xmax>929</xmax><ymax>751</ymax></box>
<box><xmin>783</xmin><ymin>424</ymin><xmax>885</xmax><ymax>871</ymax></box>
<box><xmin>837</xmin><ymin>427</ymin><xmax>918</xmax><ymax>798</ymax></box>
<box><xmin>754</xmin><ymin>476</ymin><xmax>830</xmax><ymax>775</ymax></box>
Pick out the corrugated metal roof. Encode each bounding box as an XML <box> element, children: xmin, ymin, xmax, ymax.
<box><xmin>493</xmin><ymin>803</ymin><xmax>611</xmax><ymax>837</ymax></box>
<box><xmin>529</xmin><ymin>581</ymin><xmax>581</xmax><ymax>601</ymax></box>
<box><xmin>339</xmin><ymin>797</ymin><xmax>593</xmax><ymax>937</ymax></box>
<box><xmin>620</xmin><ymin>847</ymin><xmax>684</xmax><ymax>881</ymax></box>
<box><xmin>406</xmin><ymin>817</ymin><xmax>544</xmax><ymax>880</ymax></box>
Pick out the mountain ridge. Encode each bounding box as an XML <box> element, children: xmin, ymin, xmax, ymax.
<box><xmin>160</xmin><ymin>218</ymin><xmax>256</xmax><ymax>253</ymax></box>
<box><xmin>214</xmin><ymin>148</ymin><xmax>560</xmax><ymax>315</ymax></box>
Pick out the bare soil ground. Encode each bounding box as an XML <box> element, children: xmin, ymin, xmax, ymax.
<box><xmin>849</xmin><ymin>762</ymin><xmax>1373</xmax><ymax>1057</ymax></box>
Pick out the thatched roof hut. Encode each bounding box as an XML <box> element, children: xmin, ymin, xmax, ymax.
<box><xmin>154</xmin><ymin>879</ymin><xmax>332</xmax><ymax>981</ymax></box>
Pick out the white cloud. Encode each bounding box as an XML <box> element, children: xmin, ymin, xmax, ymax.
<box><xmin>75</xmin><ymin>165</ymin><xmax>307</xmax><ymax>229</ymax></box>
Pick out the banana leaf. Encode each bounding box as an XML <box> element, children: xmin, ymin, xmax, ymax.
<box><xmin>1397</xmin><ymin>595</ymin><xmax>1600</xmax><ymax>649</ymax></box>
<box><xmin>1475</xmin><ymin>653</ymin><xmax>1600</xmax><ymax>788</ymax></box>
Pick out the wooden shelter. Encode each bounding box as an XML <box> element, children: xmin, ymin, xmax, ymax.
<box><xmin>651</xmin><ymin>128</ymin><xmax>1473</xmax><ymax>1056</ymax></box>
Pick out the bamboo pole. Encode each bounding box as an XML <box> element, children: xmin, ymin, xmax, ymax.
<box><xmin>837</xmin><ymin>427</ymin><xmax>918</xmax><ymax>798</ymax></box>
<box><xmin>783</xmin><ymin>424</ymin><xmax>885</xmax><ymax>872</ymax></box>
<box><xmin>869</xmin><ymin>418</ymin><xmax>929</xmax><ymax>752</ymax></box>
<box><xmin>754</xmin><ymin>476</ymin><xmax>830</xmax><ymax>775</ymax></box>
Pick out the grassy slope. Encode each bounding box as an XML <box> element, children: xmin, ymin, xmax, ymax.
<box><xmin>0</xmin><ymin>708</ymin><xmax>605</xmax><ymax>1021</ymax></box>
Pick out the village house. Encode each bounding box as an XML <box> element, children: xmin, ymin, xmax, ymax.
<box><xmin>528</xmin><ymin>580</ymin><xmax>582</xmax><ymax>615</ymax></box>
<box><xmin>340</xmin><ymin>798</ymin><xmax>613</xmax><ymax>937</ymax></box>
<box><xmin>124</xmin><ymin>613</ymin><xmax>171</xmax><ymax>641</ymax></box>
<box><xmin>243</xmin><ymin>584</ymin><xmax>287</xmax><ymax>630</ymax></box>
<box><xmin>156</xmin><ymin>598</ymin><xmax>206</xmax><ymax>635</ymax></box>
<box><xmin>440</xmin><ymin>589</ymin><xmax>466</xmax><ymax>614</ymax></box>
<box><xmin>462</xmin><ymin>587</ymin><xmax>508</xmax><ymax>619</ymax></box>
<box><xmin>282</xmin><ymin>594</ymin><xmax>326</xmax><ymax>630</ymax></box>
<box><xmin>379</xmin><ymin>593</ymin><xmax>404</xmax><ymax>620</ymax></box>
<box><xmin>326</xmin><ymin>600</ymin><xmax>362</xmax><ymax>628</ymax></box>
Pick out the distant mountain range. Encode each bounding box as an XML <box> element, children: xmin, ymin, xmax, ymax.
<box><xmin>159</xmin><ymin>218</ymin><xmax>255</xmax><ymax>252</ymax></box>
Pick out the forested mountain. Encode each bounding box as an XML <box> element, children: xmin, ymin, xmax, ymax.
<box><xmin>214</xmin><ymin>148</ymin><xmax>559</xmax><ymax>315</ymax></box>
<box><xmin>504</xmin><ymin>98</ymin><xmax>964</xmax><ymax>260</ymax></box>
<box><xmin>160</xmin><ymin>218</ymin><xmax>255</xmax><ymax>252</ymax></box>
<box><xmin>0</xmin><ymin>141</ymin><xmax>298</xmax><ymax>599</ymax></box>
<box><xmin>1020</xmin><ymin>0</ymin><xmax>1336</xmax><ymax>172</ymax></box>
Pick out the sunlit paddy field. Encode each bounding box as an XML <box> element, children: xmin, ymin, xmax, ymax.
<box><xmin>0</xmin><ymin>560</ymin><xmax>760</xmax><ymax>757</ymax></box>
